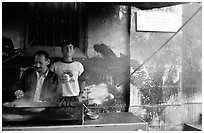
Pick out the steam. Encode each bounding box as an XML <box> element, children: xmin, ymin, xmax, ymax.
<box><xmin>6</xmin><ymin>98</ymin><xmax>52</xmax><ymax>107</ymax></box>
<box><xmin>82</xmin><ymin>83</ymin><xmax>114</xmax><ymax>105</ymax></box>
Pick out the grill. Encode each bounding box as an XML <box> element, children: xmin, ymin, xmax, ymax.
<box><xmin>2</xmin><ymin>102</ymin><xmax>84</xmax><ymax>127</ymax></box>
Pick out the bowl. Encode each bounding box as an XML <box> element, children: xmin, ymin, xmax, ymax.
<box><xmin>86</xmin><ymin>111</ymin><xmax>100</xmax><ymax>120</ymax></box>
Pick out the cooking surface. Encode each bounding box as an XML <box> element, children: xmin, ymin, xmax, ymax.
<box><xmin>3</xmin><ymin>112</ymin><xmax>147</xmax><ymax>131</ymax></box>
<box><xmin>3</xmin><ymin>107</ymin><xmax>77</xmax><ymax>121</ymax></box>
<box><xmin>2</xmin><ymin>103</ymin><xmax>84</xmax><ymax>126</ymax></box>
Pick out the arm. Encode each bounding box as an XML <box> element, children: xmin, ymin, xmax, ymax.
<box><xmin>12</xmin><ymin>69</ymin><xmax>29</xmax><ymax>99</ymax></box>
<box><xmin>78</xmin><ymin>80</ymin><xmax>85</xmax><ymax>102</ymax></box>
<box><xmin>77</xmin><ymin>62</ymin><xmax>85</xmax><ymax>102</ymax></box>
<box><xmin>79</xmin><ymin>80</ymin><xmax>85</xmax><ymax>96</ymax></box>
<box><xmin>78</xmin><ymin>69</ymin><xmax>86</xmax><ymax>102</ymax></box>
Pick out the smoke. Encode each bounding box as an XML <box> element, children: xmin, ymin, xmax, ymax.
<box><xmin>7</xmin><ymin>97</ymin><xmax>52</xmax><ymax>107</ymax></box>
<box><xmin>82</xmin><ymin>83</ymin><xmax>114</xmax><ymax>105</ymax></box>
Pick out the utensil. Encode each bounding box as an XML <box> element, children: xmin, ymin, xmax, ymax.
<box><xmin>86</xmin><ymin>111</ymin><xmax>100</xmax><ymax>120</ymax></box>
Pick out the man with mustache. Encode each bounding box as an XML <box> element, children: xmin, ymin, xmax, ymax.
<box><xmin>12</xmin><ymin>50</ymin><xmax>62</xmax><ymax>105</ymax></box>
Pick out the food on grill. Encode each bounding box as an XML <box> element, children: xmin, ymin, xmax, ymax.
<box><xmin>2</xmin><ymin>114</ymin><xmax>31</xmax><ymax>121</ymax></box>
<box><xmin>24</xmin><ymin>108</ymin><xmax>45</xmax><ymax>112</ymax></box>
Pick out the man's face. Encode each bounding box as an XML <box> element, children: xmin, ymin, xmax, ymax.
<box><xmin>62</xmin><ymin>44</ymin><xmax>74</xmax><ymax>57</ymax></box>
<box><xmin>34</xmin><ymin>55</ymin><xmax>50</xmax><ymax>73</ymax></box>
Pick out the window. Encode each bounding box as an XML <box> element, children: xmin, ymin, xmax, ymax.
<box><xmin>27</xmin><ymin>2</ymin><xmax>79</xmax><ymax>47</ymax></box>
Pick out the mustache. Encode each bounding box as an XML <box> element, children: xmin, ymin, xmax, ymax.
<box><xmin>34</xmin><ymin>66</ymin><xmax>42</xmax><ymax>69</ymax></box>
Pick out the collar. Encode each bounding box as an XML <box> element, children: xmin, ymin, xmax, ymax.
<box><xmin>36</xmin><ymin>69</ymin><xmax>49</xmax><ymax>77</ymax></box>
<box><xmin>61</xmin><ymin>60</ymin><xmax>74</xmax><ymax>64</ymax></box>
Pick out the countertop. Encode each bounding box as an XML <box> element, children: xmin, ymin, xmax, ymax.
<box><xmin>84</xmin><ymin>112</ymin><xmax>146</xmax><ymax>125</ymax></box>
<box><xmin>3</xmin><ymin>112</ymin><xmax>147</xmax><ymax>131</ymax></box>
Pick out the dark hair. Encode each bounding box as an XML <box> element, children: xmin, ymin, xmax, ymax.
<box><xmin>34</xmin><ymin>50</ymin><xmax>50</xmax><ymax>60</ymax></box>
<box><xmin>61</xmin><ymin>40</ymin><xmax>76</xmax><ymax>48</ymax></box>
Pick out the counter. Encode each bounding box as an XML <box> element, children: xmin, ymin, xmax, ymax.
<box><xmin>3</xmin><ymin>112</ymin><xmax>147</xmax><ymax>131</ymax></box>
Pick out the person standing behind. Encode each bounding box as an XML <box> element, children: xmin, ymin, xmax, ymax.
<box><xmin>50</xmin><ymin>41</ymin><xmax>85</xmax><ymax>106</ymax></box>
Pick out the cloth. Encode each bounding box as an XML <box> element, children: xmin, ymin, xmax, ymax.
<box><xmin>14</xmin><ymin>68</ymin><xmax>62</xmax><ymax>102</ymax></box>
<box><xmin>50</xmin><ymin>61</ymin><xmax>84</xmax><ymax>97</ymax></box>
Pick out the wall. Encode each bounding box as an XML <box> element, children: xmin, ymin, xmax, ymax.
<box><xmin>182</xmin><ymin>3</ymin><xmax>202</xmax><ymax>103</ymax></box>
<box><xmin>82</xmin><ymin>4</ymin><xmax>130</xmax><ymax>112</ymax></box>
<box><xmin>2</xmin><ymin>3</ymin><xmax>26</xmax><ymax>49</ymax></box>
<box><xmin>129</xmin><ymin>3</ymin><xmax>202</xmax><ymax>131</ymax></box>
<box><xmin>87</xmin><ymin>4</ymin><xmax>130</xmax><ymax>58</ymax></box>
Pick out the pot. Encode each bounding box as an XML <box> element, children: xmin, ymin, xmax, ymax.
<box><xmin>86</xmin><ymin>111</ymin><xmax>100</xmax><ymax>120</ymax></box>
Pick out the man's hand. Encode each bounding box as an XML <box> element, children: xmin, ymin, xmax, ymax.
<box><xmin>14</xmin><ymin>90</ymin><xmax>24</xmax><ymax>99</ymax></box>
<box><xmin>3</xmin><ymin>102</ymin><xmax>16</xmax><ymax>107</ymax></box>
<box><xmin>60</xmin><ymin>73</ymin><xmax>70</xmax><ymax>83</ymax></box>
